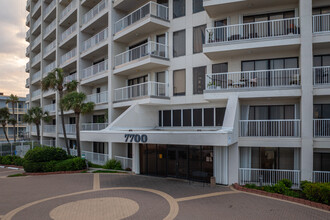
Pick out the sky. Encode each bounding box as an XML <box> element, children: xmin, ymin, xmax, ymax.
<box><xmin>0</xmin><ymin>0</ymin><xmax>29</xmax><ymax>97</ymax></box>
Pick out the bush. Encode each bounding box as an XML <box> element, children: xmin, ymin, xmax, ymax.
<box><xmin>23</xmin><ymin>158</ymin><xmax>86</xmax><ymax>173</ymax></box>
<box><xmin>24</xmin><ymin>147</ymin><xmax>67</xmax><ymax>162</ymax></box>
<box><xmin>2</xmin><ymin>155</ymin><xmax>13</xmax><ymax>165</ymax></box>
<box><xmin>23</xmin><ymin>160</ymin><xmax>44</xmax><ymax>172</ymax></box>
<box><xmin>279</xmin><ymin>179</ymin><xmax>292</xmax><ymax>188</ymax></box>
<box><xmin>302</xmin><ymin>182</ymin><xmax>330</xmax><ymax>205</ymax></box>
<box><xmin>272</xmin><ymin>182</ymin><xmax>288</xmax><ymax>194</ymax></box>
<box><xmin>245</xmin><ymin>184</ymin><xmax>258</xmax><ymax>189</ymax></box>
<box><xmin>103</xmin><ymin>159</ymin><xmax>122</xmax><ymax>170</ymax></box>
<box><xmin>0</xmin><ymin>155</ymin><xmax>24</xmax><ymax>166</ymax></box>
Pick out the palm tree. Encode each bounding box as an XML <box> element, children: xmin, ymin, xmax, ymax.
<box><xmin>0</xmin><ymin>107</ymin><xmax>10</xmax><ymax>143</ymax></box>
<box><xmin>6</xmin><ymin>94</ymin><xmax>19</xmax><ymax>142</ymax></box>
<box><xmin>61</xmin><ymin>92</ymin><xmax>94</xmax><ymax>157</ymax></box>
<box><xmin>23</xmin><ymin>107</ymin><xmax>51</xmax><ymax>141</ymax></box>
<box><xmin>42</xmin><ymin>68</ymin><xmax>77</xmax><ymax>155</ymax></box>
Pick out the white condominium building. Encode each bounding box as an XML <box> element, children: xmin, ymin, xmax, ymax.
<box><xmin>25</xmin><ymin>0</ymin><xmax>330</xmax><ymax>186</ymax></box>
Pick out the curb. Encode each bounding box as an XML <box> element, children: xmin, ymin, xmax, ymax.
<box><xmin>233</xmin><ymin>183</ymin><xmax>330</xmax><ymax>211</ymax></box>
<box><xmin>0</xmin><ymin>165</ymin><xmax>23</xmax><ymax>169</ymax></box>
<box><xmin>25</xmin><ymin>170</ymin><xmax>87</xmax><ymax>176</ymax></box>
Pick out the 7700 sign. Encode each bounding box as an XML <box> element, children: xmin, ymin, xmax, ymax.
<box><xmin>124</xmin><ymin>134</ymin><xmax>148</xmax><ymax>143</ymax></box>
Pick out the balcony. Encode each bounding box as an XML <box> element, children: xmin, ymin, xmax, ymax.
<box><xmin>64</xmin><ymin>73</ymin><xmax>77</xmax><ymax>84</ymax></box>
<box><xmin>86</xmin><ymin>91</ymin><xmax>108</xmax><ymax>105</ymax></box>
<box><xmin>31</xmin><ymin>35</ymin><xmax>41</xmax><ymax>50</ymax></box>
<box><xmin>59</xmin><ymin>124</ymin><xmax>76</xmax><ymax>135</ymax></box>
<box><xmin>313</xmin><ymin>13</ymin><xmax>330</xmax><ymax>34</ymax></box>
<box><xmin>25</xmin><ymin>29</ymin><xmax>31</xmax><ymax>41</ymax></box>
<box><xmin>31</xmin><ymin>17</ymin><xmax>41</xmax><ymax>34</ymax></box>
<box><xmin>114</xmin><ymin>2</ymin><xmax>169</xmax><ymax>43</ymax></box>
<box><xmin>44</xmin><ymin>61</ymin><xmax>56</xmax><ymax>75</ymax></box>
<box><xmin>44</xmin><ymin>40</ymin><xmax>56</xmax><ymax>57</ymax></box>
<box><xmin>31</xmin><ymin>71</ymin><xmax>41</xmax><ymax>83</ymax></box>
<box><xmin>81</xmin><ymin>28</ymin><xmax>108</xmax><ymax>55</ymax></box>
<box><xmin>44</xmin><ymin>125</ymin><xmax>56</xmax><ymax>133</ymax></box>
<box><xmin>60</xmin><ymin>48</ymin><xmax>77</xmax><ymax>66</ymax></box>
<box><xmin>114</xmin><ymin>41</ymin><xmax>169</xmax><ymax>75</ymax></box>
<box><xmin>114</xmin><ymin>81</ymin><xmax>169</xmax><ymax>102</ymax></box>
<box><xmin>25</xmin><ymin>78</ymin><xmax>30</xmax><ymax>88</ymax></box>
<box><xmin>44</xmin><ymin>103</ymin><xmax>56</xmax><ymax>113</ymax></box>
<box><xmin>44</xmin><ymin>20</ymin><xmax>56</xmax><ymax>39</ymax></box>
<box><xmin>313</xmin><ymin>171</ymin><xmax>330</xmax><ymax>183</ymax></box>
<box><xmin>26</xmin><ymin>0</ymin><xmax>31</xmax><ymax>11</ymax></box>
<box><xmin>60</xmin><ymin>0</ymin><xmax>77</xmax><ymax>24</ymax></box>
<box><xmin>25</xmin><ymin>62</ymin><xmax>30</xmax><ymax>72</ymax></box>
<box><xmin>26</xmin><ymin>13</ymin><xmax>31</xmax><ymax>27</ymax></box>
<box><xmin>81</xmin><ymin>123</ymin><xmax>108</xmax><ymax>131</ymax></box>
<box><xmin>82</xmin><ymin>0</ymin><xmax>108</xmax><ymax>28</ymax></box>
<box><xmin>239</xmin><ymin>119</ymin><xmax>301</xmax><ymax>137</ymax></box>
<box><xmin>31</xmin><ymin>52</ymin><xmax>41</xmax><ymax>67</ymax></box>
<box><xmin>313</xmin><ymin>119</ymin><xmax>330</xmax><ymax>138</ymax></box>
<box><xmin>81</xmin><ymin>59</ymin><xmax>108</xmax><ymax>82</ymax></box>
<box><xmin>26</xmin><ymin>46</ymin><xmax>30</xmax><ymax>57</ymax></box>
<box><xmin>31</xmin><ymin>0</ymin><xmax>41</xmax><ymax>16</ymax></box>
<box><xmin>44</xmin><ymin>0</ymin><xmax>56</xmax><ymax>18</ymax></box>
<box><xmin>31</xmin><ymin>89</ymin><xmax>41</xmax><ymax>100</ymax></box>
<box><xmin>313</xmin><ymin>66</ymin><xmax>330</xmax><ymax>86</ymax></box>
<box><xmin>204</xmin><ymin>17</ymin><xmax>300</xmax><ymax>59</ymax></box>
<box><xmin>60</xmin><ymin>22</ymin><xmax>77</xmax><ymax>45</ymax></box>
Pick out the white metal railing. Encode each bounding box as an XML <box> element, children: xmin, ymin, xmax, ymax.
<box><xmin>86</xmin><ymin>91</ymin><xmax>108</xmax><ymax>104</ymax></box>
<box><xmin>44</xmin><ymin>125</ymin><xmax>56</xmax><ymax>133</ymax></box>
<box><xmin>313</xmin><ymin>171</ymin><xmax>330</xmax><ymax>183</ymax></box>
<box><xmin>240</xmin><ymin>119</ymin><xmax>301</xmax><ymax>137</ymax></box>
<box><xmin>44</xmin><ymin>103</ymin><xmax>56</xmax><ymax>113</ymax></box>
<box><xmin>44</xmin><ymin>0</ymin><xmax>56</xmax><ymax>16</ymax></box>
<box><xmin>31</xmin><ymin>71</ymin><xmax>41</xmax><ymax>82</ymax></box>
<box><xmin>26</xmin><ymin>63</ymin><xmax>30</xmax><ymax>71</ymax></box>
<box><xmin>313</xmin><ymin>66</ymin><xmax>330</xmax><ymax>85</ymax></box>
<box><xmin>26</xmin><ymin>13</ymin><xmax>30</xmax><ymax>24</ymax></box>
<box><xmin>82</xmin><ymin>0</ymin><xmax>108</xmax><ymax>25</ymax></box>
<box><xmin>239</xmin><ymin>168</ymin><xmax>301</xmax><ymax>189</ymax></box>
<box><xmin>31</xmin><ymin>17</ymin><xmax>41</xmax><ymax>32</ymax></box>
<box><xmin>25</xmin><ymin>78</ymin><xmax>29</xmax><ymax>87</ymax></box>
<box><xmin>60</xmin><ymin>48</ymin><xmax>77</xmax><ymax>65</ymax></box>
<box><xmin>26</xmin><ymin>46</ymin><xmax>30</xmax><ymax>55</ymax></box>
<box><xmin>31</xmin><ymin>35</ymin><xmax>41</xmax><ymax>48</ymax></box>
<box><xmin>60</xmin><ymin>22</ymin><xmax>77</xmax><ymax>42</ymax></box>
<box><xmin>31</xmin><ymin>53</ymin><xmax>41</xmax><ymax>65</ymax></box>
<box><xmin>26</xmin><ymin>29</ymin><xmax>31</xmax><ymax>39</ymax></box>
<box><xmin>81</xmin><ymin>59</ymin><xmax>108</xmax><ymax>79</ymax></box>
<box><xmin>81</xmin><ymin>123</ymin><xmax>108</xmax><ymax>131</ymax></box>
<box><xmin>32</xmin><ymin>0</ymin><xmax>41</xmax><ymax>14</ymax></box>
<box><xmin>115</xmin><ymin>1</ymin><xmax>169</xmax><ymax>33</ymax></box>
<box><xmin>313</xmin><ymin>119</ymin><xmax>330</xmax><ymax>137</ymax></box>
<box><xmin>70</xmin><ymin>150</ymin><xmax>109</xmax><ymax>165</ymax></box>
<box><xmin>115</xmin><ymin>41</ymin><xmax>168</xmax><ymax>66</ymax></box>
<box><xmin>32</xmin><ymin>89</ymin><xmax>41</xmax><ymax>98</ymax></box>
<box><xmin>42</xmin><ymin>139</ymin><xmax>56</xmax><ymax>147</ymax></box>
<box><xmin>44</xmin><ymin>40</ymin><xmax>56</xmax><ymax>55</ymax></box>
<box><xmin>205</xmin><ymin>17</ymin><xmax>300</xmax><ymax>44</ymax></box>
<box><xmin>64</xmin><ymin>73</ymin><xmax>77</xmax><ymax>84</ymax></box>
<box><xmin>60</xmin><ymin>0</ymin><xmax>77</xmax><ymax>21</ymax></box>
<box><xmin>115</xmin><ymin>156</ymin><xmax>132</xmax><ymax>170</ymax></box>
<box><xmin>44</xmin><ymin>61</ymin><xmax>56</xmax><ymax>74</ymax></box>
<box><xmin>115</xmin><ymin>81</ymin><xmax>168</xmax><ymax>101</ymax></box>
<box><xmin>313</xmin><ymin>13</ymin><xmax>330</xmax><ymax>33</ymax></box>
<box><xmin>59</xmin><ymin>124</ymin><xmax>76</xmax><ymax>134</ymax></box>
<box><xmin>45</xmin><ymin>19</ymin><xmax>56</xmax><ymax>36</ymax></box>
<box><xmin>206</xmin><ymin>68</ymin><xmax>300</xmax><ymax>90</ymax></box>
<box><xmin>81</xmin><ymin>28</ymin><xmax>108</xmax><ymax>53</ymax></box>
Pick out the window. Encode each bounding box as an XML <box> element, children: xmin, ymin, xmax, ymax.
<box><xmin>314</xmin><ymin>153</ymin><xmax>330</xmax><ymax>171</ymax></box>
<box><xmin>204</xmin><ymin>108</ymin><xmax>214</xmax><ymax>126</ymax></box>
<box><xmin>183</xmin><ymin>109</ymin><xmax>191</xmax><ymax>126</ymax></box>
<box><xmin>193</xmin><ymin>0</ymin><xmax>204</xmax><ymax>13</ymax></box>
<box><xmin>193</xmin><ymin>25</ymin><xmax>206</xmax><ymax>54</ymax></box>
<box><xmin>314</xmin><ymin>104</ymin><xmax>330</xmax><ymax>119</ymax></box>
<box><xmin>93</xmin><ymin>142</ymin><xmax>105</xmax><ymax>154</ymax></box>
<box><xmin>173</xmin><ymin>0</ymin><xmax>185</xmax><ymax>18</ymax></box>
<box><xmin>312</xmin><ymin>6</ymin><xmax>330</xmax><ymax>15</ymax></box>
<box><xmin>248</xmin><ymin>105</ymin><xmax>295</xmax><ymax>120</ymax></box>
<box><xmin>163</xmin><ymin>110</ymin><xmax>171</xmax><ymax>126</ymax></box>
<box><xmin>216</xmin><ymin>108</ymin><xmax>226</xmax><ymax>126</ymax></box>
<box><xmin>157</xmin><ymin>0</ymin><xmax>168</xmax><ymax>7</ymax></box>
<box><xmin>173</xmin><ymin>69</ymin><xmax>186</xmax><ymax>96</ymax></box>
<box><xmin>193</xmin><ymin>66</ymin><xmax>206</xmax><ymax>94</ymax></box>
<box><xmin>173</xmin><ymin>30</ymin><xmax>186</xmax><ymax>57</ymax></box>
<box><xmin>193</xmin><ymin>109</ymin><xmax>202</xmax><ymax>126</ymax></box>
<box><xmin>242</xmin><ymin>58</ymin><xmax>299</xmax><ymax>71</ymax></box>
<box><xmin>314</xmin><ymin>54</ymin><xmax>330</xmax><ymax>67</ymax></box>
<box><xmin>173</xmin><ymin>110</ymin><xmax>182</xmax><ymax>126</ymax></box>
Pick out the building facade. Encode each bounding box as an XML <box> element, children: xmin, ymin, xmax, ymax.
<box><xmin>0</xmin><ymin>93</ymin><xmax>28</xmax><ymax>142</ymax></box>
<box><xmin>25</xmin><ymin>0</ymin><xmax>330</xmax><ymax>185</ymax></box>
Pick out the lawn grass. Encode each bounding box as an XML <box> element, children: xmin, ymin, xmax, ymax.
<box><xmin>7</xmin><ymin>173</ymin><xmax>26</xmax><ymax>177</ymax></box>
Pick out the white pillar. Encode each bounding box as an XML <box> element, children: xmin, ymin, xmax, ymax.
<box><xmin>228</xmin><ymin>143</ymin><xmax>239</xmax><ymax>185</ymax></box>
<box><xmin>300</xmin><ymin>0</ymin><xmax>313</xmax><ymax>181</ymax></box>
<box><xmin>108</xmin><ymin>142</ymin><xmax>112</xmax><ymax>159</ymax></box>
<box><xmin>132</xmin><ymin>143</ymin><xmax>140</xmax><ymax>174</ymax></box>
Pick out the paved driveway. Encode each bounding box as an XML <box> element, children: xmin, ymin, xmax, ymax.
<box><xmin>0</xmin><ymin>168</ymin><xmax>329</xmax><ymax>220</ymax></box>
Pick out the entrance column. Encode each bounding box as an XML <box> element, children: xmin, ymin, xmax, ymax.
<box><xmin>132</xmin><ymin>143</ymin><xmax>140</xmax><ymax>174</ymax></box>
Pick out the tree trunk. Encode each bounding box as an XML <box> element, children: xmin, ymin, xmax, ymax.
<box><xmin>75</xmin><ymin>113</ymin><xmax>81</xmax><ymax>157</ymax></box>
<box><xmin>36</xmin><ymin>123</ymin><xmax>40</xmax><ymax>143</ymax></box>
<box><xmin>2</xmin><ymin>125</ymin><xmax>10</xmax><ymax>143</ymax></box>
<box><xmin>59</xmin><ymin>91</ymin><xmax>70</xmax><ymax>155</ymax></box>
<box><xmin>12</xmin><ymin>105</ymin><xmax>16</xmax><ymax>143</ymax></box>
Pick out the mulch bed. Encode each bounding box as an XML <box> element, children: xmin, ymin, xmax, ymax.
<box><xmin>233</xmin><ymin>183</ymin><xmax>330</xmax><ymax>211</ymax></box>
<box><xmin>25</xmin><ymin>170</ymin><xmax>87</xmax><ymax>176</ymax></box>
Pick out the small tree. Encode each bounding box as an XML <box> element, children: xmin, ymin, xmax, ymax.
<box><xmin>0</xmin><ymin>107</ymin><xmax>10</xmax><ymax>143</ymax></box>
<box><xmin>42</xmin><ymin>68</ymin><xmax>77</xmax><ymax>155</ymax></box>
<box><xmin>6</xmin><ymin>94</ymin><xmax>19</xmax><ymax>142</ymax></box>
<box><xmin>23</xmin><ymin>107</ymin><xmax>51</xmax><ymax>141</ymax></box>
<box><xmin>61</xmin><ymin>92</ymin><xmax>94</xmax><ymax>157</ymax></box>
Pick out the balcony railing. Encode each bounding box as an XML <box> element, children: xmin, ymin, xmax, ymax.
<box><xmin>81</xmin><ymin>59</ymin><xmax>108</xmax><ymax>79</ymax></box>
<box><xmin>42</xmin><ymin>139</ymin><xmax>56</xmax><ymax>147</ymax></box>
<box><xmin>66</xmin><ymin>149</ymin><xmax>109</xmax><ymax>165</ymax></box>
<box><xmin>81</xmin><ymin>123</ymin><xmax>108</xmax><ymax>131</ymax></box>
<box><xmin>64</xmin><ymin>73</ymin><xmax>77</xmax><ymax>84</ymax></box>
<box><xmin>31</xmin><ymin>17</ymin><xmax>41</xmax><ymax>32</ymax></box>
<box><xmin>115</xmin><ymin>1</ymin><xmax>169</xmax><ymax>33</ymax></box>
<box><xmin>239</xmin><ymin>168</ymin><xmax>301</xmax><ymax>189</ymax></box>
<box><xmin>240</xmin><ymin>119</ymin><xmax>301</xmax><ymax>137</ymax></box>
<box><xmin>32</xmin><ymin>0</ymin><xmax>41</xmax><ymax>15</ymax></box>
<box><xmin>44</xmin><ymin>40</ymin><xmax>56</xmax><ymax>55</ymax></box>
<box><xmin>26</xmin><ymin>29</ymin><xmax>31</xmax><ymax>40</ymax></box>
<box><xmin>115</xmin><ymin>41</ymin><xmax>168</xmax><ymax>66</ymax></box>
<box><xmin>313</xmin><ymin>119</ymin><xmax>330</xmax><ymax>137</ymax></box>
<box><xmin>313</xmin><ymin>13</ymin><xmax>330</xmax><ymax>33</ymax></box>
<box><xmin>115</xmin><ymin>156</ymin><xmax>132</xmax><ymax>170</ymax></box>
<box><xmin>32</xmin><ymin>89</ymin><xmax>41</xmax><ymax>98</ymax></box>
<box><xmin>205</xmin><ymin>17</ymin><xmax>300</xmax><ymax>44</ymax></box>
<box><xmin>44</xmin><ymin>125</ymin><xmax>56</xmax><ymax>133</ymax></box>
<box><xmin>60</xmin><ymin>22</ymin><xmax>77</xmax><ymax>43</ymax></box>
<box><xmin>86</xmin><ymin>91</ymin><xmax>108</xmax><ymax>104</ymax></box>
<box><xmin>26</xmin><ymin>46</ymin><xmax>30</xmax><ymax>56</ymax></box>
<box><xmin>31</xmin><ymin>53</ymin><xmax>41</xmax><ymax>65</ymax></box>
<box><xmin>44</xmin><ymin>61</ymin><xmax>56</xmax><ymax>74</ymax></box>
<box><xmin>82</xmin><ymin>0</ymin><xmax>108</xmax><ymax>25</ymax></box>
<box><xmin>60</xmin><ymin>0</ymin><xmax>76</xmax><ymax>21</ymax></box>
<box><xmin>313</xmin><ymin>66</ymin><xmax>330</xmax><ymax>85</ymax></box>
<box><xmin>26</xmin><ymin>63</ymin><xmax>30</xmax><ymax>72</ymax></box>
<box><xmin>44</xmin><ymin>103</ymin><xmax>56</xmax><ymax>113</ymax></box>
<box><xmin>60</xmin><ymin>48</ymin><xmax>77</xmax><ymax>65</ymax></box>
<box><xmin>115</xmin><ymin>81</ymin><xmax>168</xmax><ymax>102</ymax></box>
<box><xmin>313</xmin><ymin>171</ymin><xmax>330</xmax><ymax>183</ymax></box>
<box><xmin>31</xmin><ymin>71</ymin><xmax>41</xmax><ymax>82</ymax></box>
<box><xmin>45</xmin><ymin>20</ymin><xmax>56</xmax><ymax>36</ymax></box>
<box><xmin>31</xmin><ymin>35</ymin><xmax>41</xmax><ymax>49</ymax></box>
<box><xmin>44</xmin><ymin>0</ymin><xmax>56</xmax><ymax>16</ymax></box>
<box><xmin>59</xmin><ymin>124</ymin><xmax>76</xmax><ymax>134</ymax></box>
<box><xmin>81</xmin><ymin>28</ymin><xmax>108</xmax><ymax>53</ymax></box>
<box><xmin>206</xmin><ymin>68</ymin><xmax>300</xmax><ymax>90</ymax></box>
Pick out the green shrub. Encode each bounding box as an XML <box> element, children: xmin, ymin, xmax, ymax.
<box><xmin>2</xmin><ymin>155</ymin><xmax>13</xmax><ymax>165</ymax></box>
<box><xmin>103</xmin><ymin>159</ymin><xmax>122</xmax><ymax>170</ymax></box>
<box><xmin>300</xmin><ymin>180</ymin><xmax>311</xmax><ymax>191</ymax></box>
<box><xmin>13</xmin><ymin>157</ymin><xmax>24</xmax><ymax>166</ymax></box>
<box><xmin>24</xmin><ymin>147</ymin><xmax>67</xmax><ymax>162</ymax></box>
<box><xmin>23</xmin><ymin>158</ymin><xmax>86</xmax><ymax>173</ymax></box>
<box><xmin>302</xmin><ymin>182</ymin><xmax>330</xmax><ymax>205</ymax></box>
<box><xmin>0</xmin><ymin>155</ymin><xmax>23</xmax><ymax>165</ymax></box>
<box><xmin>23</xmin><ymin>160</ymin><xmax>44</xmax><ymax>172</ymax></box>
<box><xmin>245</xmin><ymin>184</ymin><xmax>258</xmax><ymax>189</ymax></box>
<box><xmin>279</xmin><ymin>179</ymin><xmax>292</xmax><ymax>188</ymax></box>
<box><xmin>0</xmin><ymin>156</ymin><xmax>3</xmax><ymax>164</ymax></box>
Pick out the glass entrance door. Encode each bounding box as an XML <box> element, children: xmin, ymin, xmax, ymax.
<box><xmin>167</xmin><ymin>147</ymin><xmax>188</xmax><ymax>178</ymax></box>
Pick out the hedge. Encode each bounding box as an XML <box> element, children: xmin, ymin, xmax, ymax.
<box><xmin>23</xmin><ymin>158</ymin><xmax>86</xmax><ymax>173</ymax></box>
<box><xmin>0</xmin><ymin>155</ymin><xmax>24</xmax><ymax>166</ymax></box>
<box><xmin>302</xmin><ymin>182</ymin><xmax>330</xmax><ymax>205</ymax></box>
<box><xmin>24</xmin><ymin>147</ymin><xmax>67</xmax><ymax>162</ymax></box>
<box><xmin>103</xmin><ymin>159</ymin><xmax>122</xmax><ymax>170</ymax></box>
